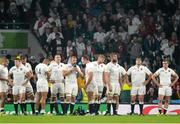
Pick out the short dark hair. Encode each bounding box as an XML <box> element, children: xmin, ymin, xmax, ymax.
<box><xmin>81</xmin><ymin>55</ymin><xmax>89</xmax><ymax>60</ymax></box>
<box><xmin>54</xmin><ymin>54</ymin><xmax>61</xmax><ymax>58</ymax></box>
<box><xmin>162</xmin><ymin>58</ymin><xmax>169</xmax><ymax>63</ymax></box>
<box><xmin>20</xmin><ymin>55</ymin><xmax>27</xmax><ymax>60</ymax></box>
<box><xmin>71</xmin><ymin>54</ymin><xmax>77</xmax><ymax>58</ymax></box>
<box><xmin>136</xmin><ymin>57</ymin><xmax>142</xmax><ymax>60</ymax></box>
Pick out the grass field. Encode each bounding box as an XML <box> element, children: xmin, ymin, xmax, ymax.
<box><xmin>0</xmin><ymin>115</ymin><xmax>180</xmax><ymax>123</ymax></box>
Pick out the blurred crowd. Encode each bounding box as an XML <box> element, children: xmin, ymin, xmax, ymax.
<box><xmin>0</xmin><ymin>0</ymin><xmax>180</xmax><ymax>103</ymax></box>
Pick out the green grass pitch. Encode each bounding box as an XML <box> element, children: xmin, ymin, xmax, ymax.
<box><xmin>0</xmin><ymin>115</ymin><xmax>180</xmax><ymax>123</ymax></box>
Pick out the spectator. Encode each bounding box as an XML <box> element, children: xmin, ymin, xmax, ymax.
<box><xmin>160</xmin><ymin>41</ymin><xmax>175</xmax><ymax>61</ymax></box>
<box><xmin>47</xmin><ymin>26</ymin><xmax>63</xmax><ymax>43</ymax></box>
<box><xmin>75</xmin><ymin>36</ymin><xmax>86</xmax><ymax>58</ymax></box>
<box><xmin>143</xmin><ymin>35</ymin><xmax>160</xmax><ymax>58</ymax></box>
<box><xmin>33</xmin><ymin>14</ymin><xmax>49</xmax><ymax>36</ymax></box>
<box><xmin>7</xmin><ymin>1</ymin><xmax>20</xmax><ymax>23</ymax></box>
<box><xmin>85</xmin><ymin>40</ymin><xmax>95</xmax><ymax>58</ymax></box>
<box><xmin>128</xmin><ymin>37</ymin><xmax>142</xmax><ymax>64</ymax></box>
<box><xmin>172</xmin><ymin>85</ymin><xmax>180</xmax><ymax>100</ymax></box>
<box><xmin>66</xmin><ymin>40</ymin><xmax>74</xmax><ymax>59</ymax></box>
<box><xmin>50</xmin><ymin>33</ymin><xmax>63</xmax><ymax>57</ymax></box>
<box><xmin>118</xmin><ymin>26</ymin><xmax>128</xmax><ymax>42</ymax></box>
<box><xmin>40</xmin><ymin>26</ymin><xmax>51</xmax><ymax>51</ymax></box>
<box><xmin>48</xmin><ymin>14</ymin><xmax>61</xmax><ymax>28</ymax></box>
<box><xmin>106</xmin><ymin>25</ymin><xmax>118</xmax><ymax>43</ymax></box>
<box><xmin>93</xmin><ymin>26</ymin><xmax>106</xmax><ymax>53</ymax></box>
<box><xmin>0</xmin><ymin>1</ymin><xmax>7</xmax><ymax>23</ymax></box>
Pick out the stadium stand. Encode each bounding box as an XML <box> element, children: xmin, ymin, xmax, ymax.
<box><xmin>0</xmin><ymin>0</ymin><xmax>180</xmax><ymax>104</ymax></box>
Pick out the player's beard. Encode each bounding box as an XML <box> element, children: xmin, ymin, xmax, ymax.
<box><xmin>112</xmin><ymin>59</ymin><xmax>117</xmax><ymax>63</ymax></box>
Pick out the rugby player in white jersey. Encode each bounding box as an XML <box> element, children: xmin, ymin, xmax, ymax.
<box><xmin>9</xmin><ymin>56</ymin><xmax>32</xmax><ymax>115</ymax></box>
<box><xmin>48</xmin><ymin>54</ymin><xmax>65</xmax><ymax>115</ymax></box>
<box><xmin>81</xmin><ymin>55</ymin><xmax>96</xmax><ymax>115</ymax></box>
<box><xmin>104</xmin><ymin>53</ymin><xmax>126</xmax><ymax>115</ymax></box>
<box><xmin>35</xmin><ymin>58</ymin><xmax>50</xmax><ymax>115</ymax></box>
<box><xmin>0</xmin><ymin>57</ymin><xmax>9</xmax><ymax>114</ymax></box>
<box><xmin>21</xmin><ymin>55</ymin><xmax>35</xmax><ymax>114</ymax></box>
<box><xmin>127</xmin><ymin>57</ymin><xmax>152</xmax><ymax>115</ymax></box>
<box><xmin>93</xmin><ymin>55</ymin><xmax>106</xmax><ymax>115</ymax></box>
<box><xmin>152</xmin><ymin>59</ymin><xmax>179</xmax><ymax>115</ymax></box>
<box><xmin>63</xmin><ymin>55</ymin><xmax>83</xmax><ymax>115</ymax></box>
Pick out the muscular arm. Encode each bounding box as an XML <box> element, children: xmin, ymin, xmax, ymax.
<box><xmin>103</xmin><ymin>71</ymin><xmax>106</xmax><ymax>86</ymax></box>
<box><xmin>0</xmin><ymin>76</ymin><xmax>8</xmax><ymax>82</ymax></box>
<box><xmin>151</xmin><ymin>74</ymin><xmax>160</xmax><ymax>87</ymax></box>
<box><xmin>62</xmin><ymin>69</ymin><xmax>73</xmax><ymax>77</ymax></box>
<box><xmin>77</xmin><ymin>68</ymin><xmax>84</xmax><ymax>77</ymax></box>
<box><xmin>22</xmin><ymin>71</ymin><xmax>33</xmax><ymax>86</ymax></box>
<box><xmin>104</xmin><ymin>72</ymin><xmax>112</xmax><ymax>91</ymax></box>
<box><xmin>85</xmin><ymin>72</ymin><xmax>93</xmax><ymax>88</ymax></box>
<box><xmin>144</xmin><ymin>74</ymin><xmax>152</xmax><ymax>85</ymax></box>
<box><xmin>8</xmin><ymin>73</ymin><xmax>13</xmax><ymax>86</ymax></box>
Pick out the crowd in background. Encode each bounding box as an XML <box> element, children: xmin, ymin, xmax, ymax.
<box><xmin>0</xmin><ymin>0</ymin><xmax>180</xmax><ymax>103</ymax></box>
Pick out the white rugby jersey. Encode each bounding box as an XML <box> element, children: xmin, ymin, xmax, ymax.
<box><xmin>35</xmin><ymin>63</ymin><xmax>49</xmax><ymax>80</ymax></box>
<box><xmin>85</xmin><ymin>62</ymin><xmax>92</xmax><ymax>76</ymax></box>
<box><xmin>91</xmin><ymin>61</ymin><xmax>106</xmax><ymax>86</ymax></box>
<box><xmin>127</xmin><ymin>65</ymin><xmax>152</xmax><ymax>87</ymax></box>
<box><xmin>105</xmin><ymin>62</ymin><xmax>126</xmax><ymax>84</ymax></box>
<box><xmin>48</xmin><ymin>62</ymin><xmax>65</xmax><ymax>82</ymax></box>
<box><xmin>85</xmin><ymin>62</ymin><xmax>95</xmax><ymax>84</ymax></box>
<box><xmin>154</xmin><ymin>67</ymin><xmax>176</xmax><ymax>86</ymax></box>
<box><xmin>64</xmin><ymin>63</ymin><xmax>81</xmax><ymax>84</ymax></box>
<box><xmin>9</xmin><ymin>65</ymin><xmax>29</xmax><ymax>85</ymax></box>
<box><xmin>24</xmin><ymin>63</ymin><xmax>32</xmax><ymax>71</ymax></box>
<box><xmin>0</xmin><ymin>65</ymin><xmax>8</xmax><ymax>84</ymax></box>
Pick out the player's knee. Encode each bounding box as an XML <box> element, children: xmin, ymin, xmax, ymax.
<box><xmin>89</xmin><ymin>99</ymin><xmax>94</xmax><ymax>104</ymax></box>
<box><xmin>108</xmin><ymin>96</ymin><xmax>112</xmax><ymax>101</ymax></box>
<box><xmin>139</xmin><ymin>101</ymin><xmax>144</xmax><ymax>104</ymax></box>
<box><xmin>159</xmin><ymin>100</ymin><xmax>163</xmax><ymax>103</ymax></box>
<box><xmin>71</xmin><ymin>97</ymin><xmax>76</xmax><ymax>103</ymax></box>
<box><xmin>165</xmin><ymin>99</ymin><xmax>170</xmax><ymax>104</ymax></box>
<box><xmin>20</xmin><ymin>99</ymin><xmax>25</xmax><ymax>103</ymax></box>
<box><xmin>14</xmin><ymin>101</ymin><xmax>18</xmax><ymax>104</ymax></box>
<box><xmin>29</xmin><ymin>94</ymin><xmax>35</xmax><ymax>100</ymax></box>
<box><xmin>51</xmin><ymin>96</ymin><xmax>56</xmax><ymax>102</ymax></box>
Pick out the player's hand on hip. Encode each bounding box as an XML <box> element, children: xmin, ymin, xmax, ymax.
<box><xmin>8</xmin><ymin>79</ymin><xmax>13</xmax><ymax>86</ymax></box>
<box><xmin>22</xmin><ymin>83</ymin><xmax>27</xmax><ymax>87</ymax></box>
<box><xmin>169</xmin><ymin>83</ymin><xmax>174</xmax><ymax>87</ymax></box>
<box><xmin>143</xmin><ymin>81</ymin><xmax>148</xmax><ymax>86</ymax></box>
<box><xmin>50</xmin><ymin>80</ymin><xmax>55</xmax><ymax>84</ymax></box>
<box><xmin>157</xmin><ymin>83</ymin><xmax>162</xmax><ymax>87</ymax></box>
